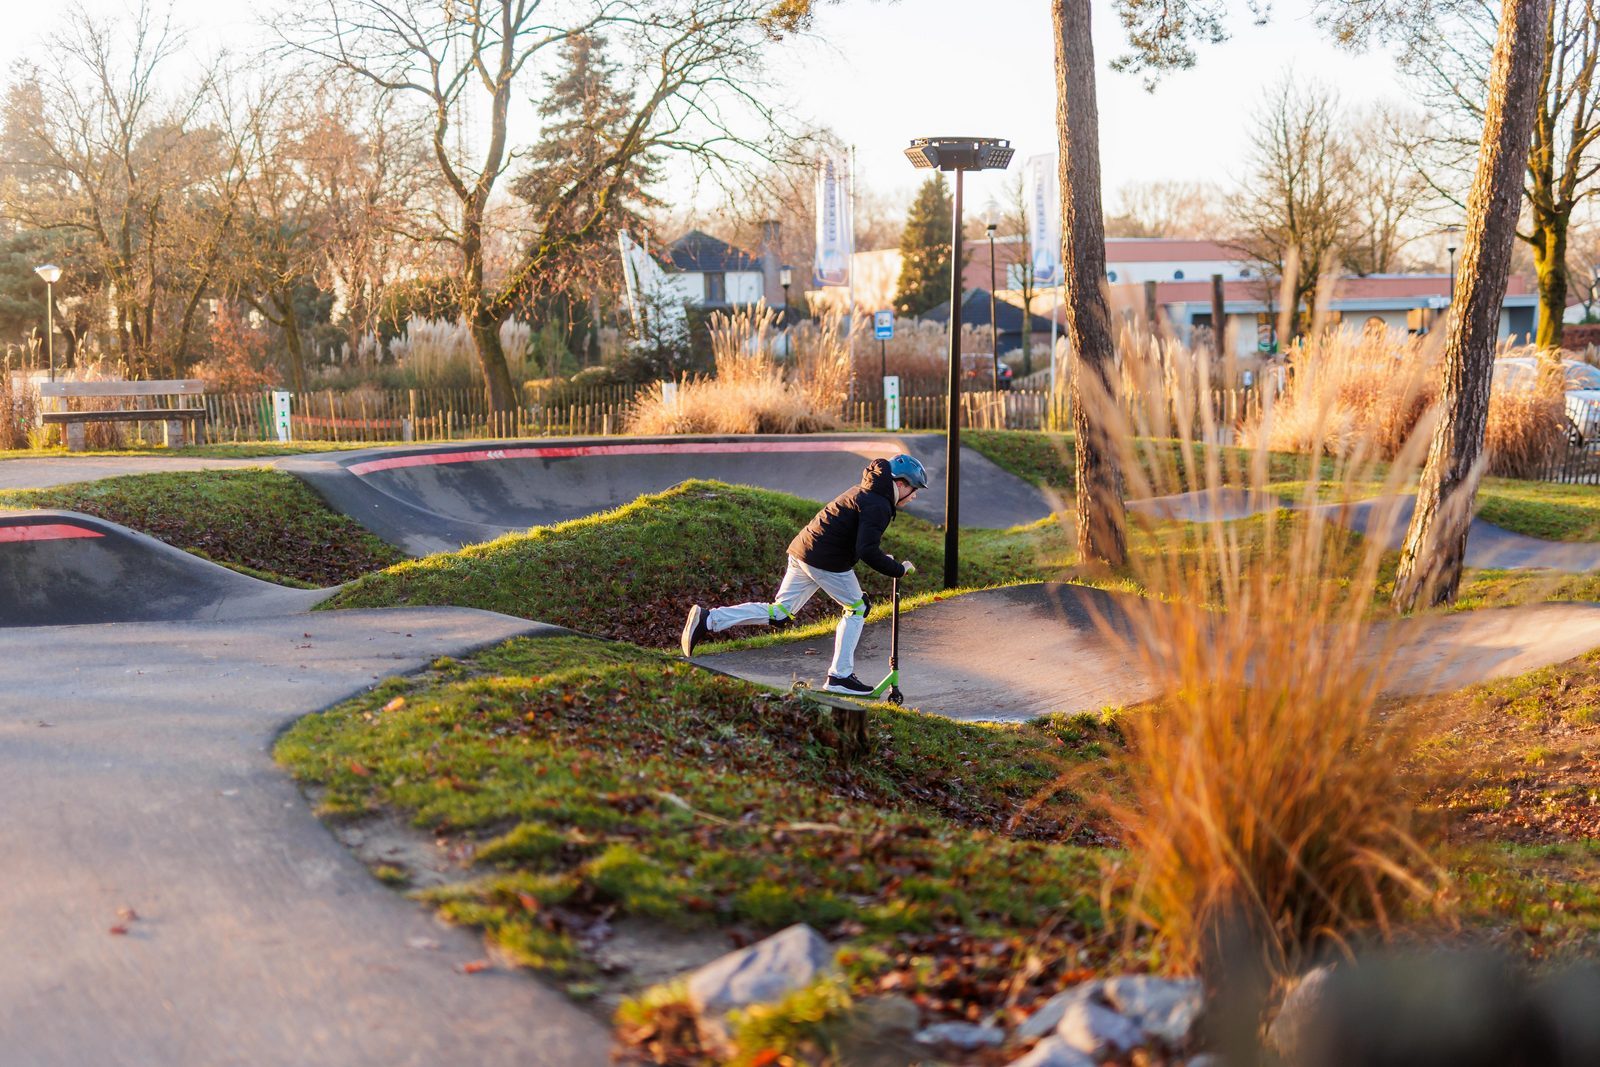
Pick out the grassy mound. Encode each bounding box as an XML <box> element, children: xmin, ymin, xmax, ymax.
<box><xmin>324</xmin><ymin>480</ymin><xmax>1072</xmax><ymax>646</ymax></box>
<box><xmin>276</xmin><ymin>636</ymin><xmax>1125</xmax><ymax>1009</ymax></box>
<box><xmin>0</xmin><ymin>469</ymin><xmax>405</xmax><ymax>586</ymax></box>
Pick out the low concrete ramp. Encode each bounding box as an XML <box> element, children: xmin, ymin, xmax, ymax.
<box><xmin>702</xmin><ymin>582</ymin><xmax>1600</xmax><ymax>722</ymax></box>
<box><xmin>700</xmin><ymin>583</ymin><xmax>1153</xmax><ymax>722</ymax></box>
<box><xmin>283</xmin><ymin>435</ymin><xmax>1053</xmax><ymax>556</ymax></box>
<box><xmin>0</xmin><ymin>511</ymin><xmax>328</xmax><ymax>627</ymax></box>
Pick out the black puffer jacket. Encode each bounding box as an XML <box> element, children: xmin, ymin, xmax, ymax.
<box><xmin>788</xmin><ymin>459</ymin><xmax>907</xmax><ymax>577</ymax></box>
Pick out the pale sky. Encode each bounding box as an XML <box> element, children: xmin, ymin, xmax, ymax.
<box><xmin>1</xmin><ymin>0</ymin><xmax>1418</xmax><ymax>212</ymax></box>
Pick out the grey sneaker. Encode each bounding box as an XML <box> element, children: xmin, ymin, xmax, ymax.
<box><xmin>823</xmin><ymin>673</ymin><xmax>873</xmax><ymax>696</ymax></box>
<box><xmin>681</xmin><ymin>604</ymin><xmax>709</xmax><ymax>658</ymax></box>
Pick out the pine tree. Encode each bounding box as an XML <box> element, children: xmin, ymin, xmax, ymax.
<box><xmin>513</xmin><ymin>32</ymin><xmax>663</xmax><ymax>360</ymax></box>
<box><xmin>516</xmin><ymin>32</ymin><xmax>661</xmax><ymax>230</ymax></box>
<box><xmin>894</xmin><ymin>174</ymin><xmax>958</xmax><ymax>317</ymax></box>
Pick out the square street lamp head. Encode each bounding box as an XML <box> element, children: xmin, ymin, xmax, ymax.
<box><xmin>904</xmin><ymin>137</ymin><xmax>1013</xmax><ymax>172</ymax></box>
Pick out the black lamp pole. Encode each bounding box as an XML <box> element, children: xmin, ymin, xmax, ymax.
<box><xmin>904</xmin><ymin>137</ymin><xmax>1013</xmax><ymax>589</ymax></box>
<box><xmin>986</xmin><ymin>221</ymin><xmax>999</xmax><ymax>390</ymax></box>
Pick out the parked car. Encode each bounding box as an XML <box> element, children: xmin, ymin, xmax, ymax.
<box><xmin>1491</xmin><ymin>355</ymin><xmax>1600</xmax><ymax>446</ymax></box>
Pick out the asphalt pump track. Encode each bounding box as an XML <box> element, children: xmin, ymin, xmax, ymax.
<box><xmin>281</xmin><ymin>433</ymin><xmax>1054</xmax><ymax>556</ymax></box>
<box><xmin>699</xmin><ymin>582</ymin><xmax>1600</xmax><ymax>721</ymax></box>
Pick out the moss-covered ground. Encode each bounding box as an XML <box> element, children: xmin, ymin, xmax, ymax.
<box><xmin>276</xmin><ymin>637</ymin><xmax>1131</xmax><ymax>1019</ymax></box>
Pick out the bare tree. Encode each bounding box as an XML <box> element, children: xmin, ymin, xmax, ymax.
<box><xmin>1406</xmin><ymin>0</ymin><xmax>1600</xmax><ymax>348</ymax></box>
<box><xmin>1104</xmin><ymin>179</ymin><xmax>1228</xmax><ymax>238</ymax></box>
<box><xmin>1</xmin><ymin>1</ymin><xmax>243</xmax><ymax>374</ymax></box>
<box><xmin>1343</xmin><ymin>106</ymin><xmax>1434</xmax><ymax>274</ymax></box>
<box><xmin>1390</xmin><ymin>0</ymin><xmax>1555</xmax><ymax>609</ymax></box>
<box><xmin>291</xmin><ymin>0</ymin><xmax>795</xmax><ymax>411</ymax></box>
<box><xmin>1228</xmin><ymin>77</ymin><xmax>1355</xmax><ymax>342</ymax></box>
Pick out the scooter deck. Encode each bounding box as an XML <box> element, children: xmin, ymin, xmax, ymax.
<box><xmin>791</xmin><ymin>681</ymin><xmax>902</xmax><ymax>709</ymax></box>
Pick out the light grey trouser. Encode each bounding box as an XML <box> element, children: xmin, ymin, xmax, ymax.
<box><xmin>706</xmin><ymin>556</ymin><xmax>868</xmax><ymax>677</ymax></box>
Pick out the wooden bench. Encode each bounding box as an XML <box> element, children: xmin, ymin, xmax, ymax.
<box><xmin>39</xmin><ymin>379</ymin><xmax>208</xmax><ymax>452</ymax></box>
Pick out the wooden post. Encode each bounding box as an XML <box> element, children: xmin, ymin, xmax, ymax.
<box><xmin>1211</xmin><ymin>273</ymin><xmax>1227</xmax><ymax>358</ymax></box>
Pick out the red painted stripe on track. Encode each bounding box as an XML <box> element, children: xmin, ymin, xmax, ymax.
<box><xmin>346</xmin><ymin>439</ymin><xmax>898</xmax><ymax>477</ymax></box>
<box><xmin>0</xmin><ymin>523</ymin><xmax>104</xmax><ymax>543</ymax></box>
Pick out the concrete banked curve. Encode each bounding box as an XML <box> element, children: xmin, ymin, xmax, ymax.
<box><xmin>280</xmin><ymin>433</ymin><xmax>1056</xmax><ymax>556</ymax></box>
<box><xmin>700</xmin><ymin>582</ymin><xmax>1600</xmax><ymax>722</ymax></box>
<box><xmin>0</xmin><ymin>510</ymin><xmax>330</xmax><ymax>627</ymax></box>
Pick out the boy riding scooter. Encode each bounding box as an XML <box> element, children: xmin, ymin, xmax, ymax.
<box><xmin>680</xmin><ymin>455</ymin><xmax>928</xmax><ymax>695</ymax></box>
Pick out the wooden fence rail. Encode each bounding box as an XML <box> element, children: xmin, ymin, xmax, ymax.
<box><xmin>200</xmin><ymin>385</ymin><xmax>1267</xmax><ymax>443</ymax></box>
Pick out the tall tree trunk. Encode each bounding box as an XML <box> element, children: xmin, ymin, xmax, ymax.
<box><xmin>1393</xmin><ymin>0</ymin><xmax>1553</xmax><ymax>611</ymax></box>
<box><xmin>1054</xmin><ymin>0</ymin><xmax>1127</xmax><ymax>568</ymax></box>
<box><xmin>274</xmin><ymin>290</ymin><xmax>309</xmax><ymax>394</ymax></box>
<box><xmin>462</xmin><ymin>225</ymin><xmax>517</xmax><ymax>411</ymax></box>
<box><xmin>1532</xmin><ymin>216</ymin><xmax>1568</xmax><ymax>348</ymax></box>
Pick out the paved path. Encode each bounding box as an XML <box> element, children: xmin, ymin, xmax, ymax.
<box><xmin>0</xmin><ymin>608</ymin><xmax>610</xmax><ymax>1067</ymax></box>
<box><xmin>702</xmin><ymin>583</ymin><xmax>1600</xmax><ymax>722</ymax></box>
<box><xmin>0</xmin><ymin>455</ymin><xmax>271</xmax><ymax>489</ymax></box>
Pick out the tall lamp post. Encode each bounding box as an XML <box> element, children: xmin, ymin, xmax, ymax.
<box><xmin>985</xmin><ymin>220</ymin><xmax>1000</xmax><ymax>390</ymax></box>
<box><xmin>904</xmin><ymin>136</ymin><xmax>1013</xmax><ymax>589</ymax></box>
<box><xmin>33</xmin><ymin>264</ymin><xmax>61</xmax><ymax>381</ymax></box>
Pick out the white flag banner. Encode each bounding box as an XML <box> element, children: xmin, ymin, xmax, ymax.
<box><xmin>813</xmin><ymin>152</ymin><xmax>853</xmax><ymax>287</ymax></box>
<box><xmin>1025</xmin><ymin>153</ymin><xmax>1062</xmax><ymax>289</ymax></box>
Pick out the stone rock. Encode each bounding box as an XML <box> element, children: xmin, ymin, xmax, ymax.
<box><xmin>1266</xmin><ymin>964</ymin><xmax>1336</xmax><ymax>1061</ymax></box>
<box><xmin>1007</xmin><ymin>1034</ymin><xmax>1098</xmax><ymax>1066</ymax></box>
<box><xmin>1015</xmin><ymin>981</ymin><xmax>1105</xmax><ymax>1041</ymax></box>
<box><xmin>1056</xmin><ymin>998</ymin><xmax>1144</xmax><ymax>1058</ymax></box>
<box><xmin>1103</xmin><ymin>975</ymin><xmax>1204</xmax><ymax>1045</ymax></box>
<box><xmin>913</xmin><ymin>1021</ymin><xmax>1007</xmax><ymax>1050</ymax></box>
<box><xmin>685</xmin><ymin>923</ymin><xmax>836</xmax><ymax>1055</ymax></box>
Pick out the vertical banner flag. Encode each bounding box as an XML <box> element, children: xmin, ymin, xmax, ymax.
<box><xmin>1024</xmin><ymin>154</ymin><xmax>1062</xmax><ymax>288</ymax></box>
<box><xmin>814</xmin><ymin>152</ymin><xmax>853</xmax><ymax>287</ymax></box>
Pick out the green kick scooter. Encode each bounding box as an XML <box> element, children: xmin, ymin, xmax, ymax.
<box><xmin>798</xmin><ymin>576</ymin><xmax>903</xmax><ymax>706</ymax></box>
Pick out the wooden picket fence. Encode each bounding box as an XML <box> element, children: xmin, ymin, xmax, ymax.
<box><xmin>201</xmin><ymin>384</ymin><xmax>1267</xmax><ymax>443</ymax></box>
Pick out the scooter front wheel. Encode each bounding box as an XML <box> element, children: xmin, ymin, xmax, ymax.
<box><xmin>887</xmin><ymin>687</ymin><xmax>903</xmax><ymax>706</ymax></box>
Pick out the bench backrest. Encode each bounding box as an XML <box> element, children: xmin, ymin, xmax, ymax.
<box><xmin>38</xmin><ymin>379</ymin><xmax>205</xmax><ymax>399</ymax></box>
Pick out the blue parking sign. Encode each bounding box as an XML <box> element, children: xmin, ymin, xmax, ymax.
<box><xmin>873</xmin><ymin>310</ymin><xmax>894</xmax><ymax>340</ymax></box>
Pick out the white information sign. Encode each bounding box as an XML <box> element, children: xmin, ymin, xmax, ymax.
<box><xmin>271</xmin><ymin>390</ymin><xmax>292</xmax><ymax>443</ymax></box>
<box><xmin>883</xmin><ymin>375</ymin><xmax>901</xmax><ymax>432</ymax></box>
<box><xmin>661</xmin><ymin>380</ymin><xmax>679</xmax><ymax>407</ymax></box>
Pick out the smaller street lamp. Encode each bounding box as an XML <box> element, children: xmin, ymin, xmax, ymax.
<box><xmin>779</xmin><ymin>264</ymin><xmax>793</xmax><ymax>319</ymax></box>
<box><xmin>1445</xmin><ymin>225</ymin><xmax>1462</xmax><ymax>301</ymax></box>
<box><xmin>985</xmin><ymin>220</ymin><xmax>999</xmax><ymax>391</ymax></box>
<box><xmin>33</xmin><ymin>264</ymin><xmax>62</xmax><ymax>381</ymax></box>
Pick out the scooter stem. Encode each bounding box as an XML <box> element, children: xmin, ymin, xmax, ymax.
<box><xmin>889</xmin><ymin>576</ymin><xmax>899</xmax><ymax>671</ymax></box>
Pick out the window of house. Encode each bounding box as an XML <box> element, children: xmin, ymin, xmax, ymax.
<box><xmin>1107</xmin><ymin>270</ymin><xmax>1119</xmax><ymax>283</ymax></box>
<box><xmin>705</xmin><ymin>272</ymin><xmax>726</xmax><ymax>303</ymax></box>
<box><xmin>1173</xmin><ymin>270</ymin><xmax>1185</xmax><ymax>280</ymax></box>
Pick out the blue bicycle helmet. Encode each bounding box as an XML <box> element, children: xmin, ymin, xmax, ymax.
<box><xmin>887</xmin><ymin>454</ymin><xmax>929</xmax><ymax>491</ymax></box>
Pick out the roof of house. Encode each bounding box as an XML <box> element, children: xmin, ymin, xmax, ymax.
<box><xmin>668</xmin><ymin>230</ymin><xmax>761</xmax><ymax>273</ymax></box>
<box><xmin>1104</xmin><ymin>238</ymin><xmax>1244</xmax><ymax>263</ymax></box>
<box><xmin>921</xmin><ymin>288</ymin><xmax>1058</xmax><ymax>333</ymax></box>
<box><xmin>1153</xmin><ymin>273</ymin><xmax>1535</xmax><ymax>306</ymax></box>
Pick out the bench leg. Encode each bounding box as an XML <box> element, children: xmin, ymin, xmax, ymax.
<box><xmin>164</xmin><ymin>419</ymin><xmax>187</xmax><ymax>449</ymax></box>
<box><xmin>65</xmin><ymin>423</ymin><xmax>87</xmax><ymax>452</ymax></box>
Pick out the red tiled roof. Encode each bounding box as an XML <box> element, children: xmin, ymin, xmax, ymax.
<box><xmin>1104</xmin><ymin>239</ymin><xmax>1243</xmax><ymax>263</ymax></box>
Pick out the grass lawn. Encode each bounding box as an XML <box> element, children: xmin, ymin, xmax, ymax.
<box><xmin>0</xmin><ymin>469</ymin><xmax>406</xmax><ymax>586</ymax></box>
<box><xmin>276</xmin><ymin>636</ymin><xmax>1128</xmax><ymax>1020</ymax></box>
<box><xmin>965</xmin><ymin>429</ymin><xmax>1335</xmax><ymax>492</ymax></box>
<box><xmin>1476</xmin><ymin>478</ymin><xmax>1600</xmax><ymax>542</ymax></box>
<box><xmin>325</xmin><ymin>480</ymin><xmax>1079</xmax><ymax>647</ymax></box>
